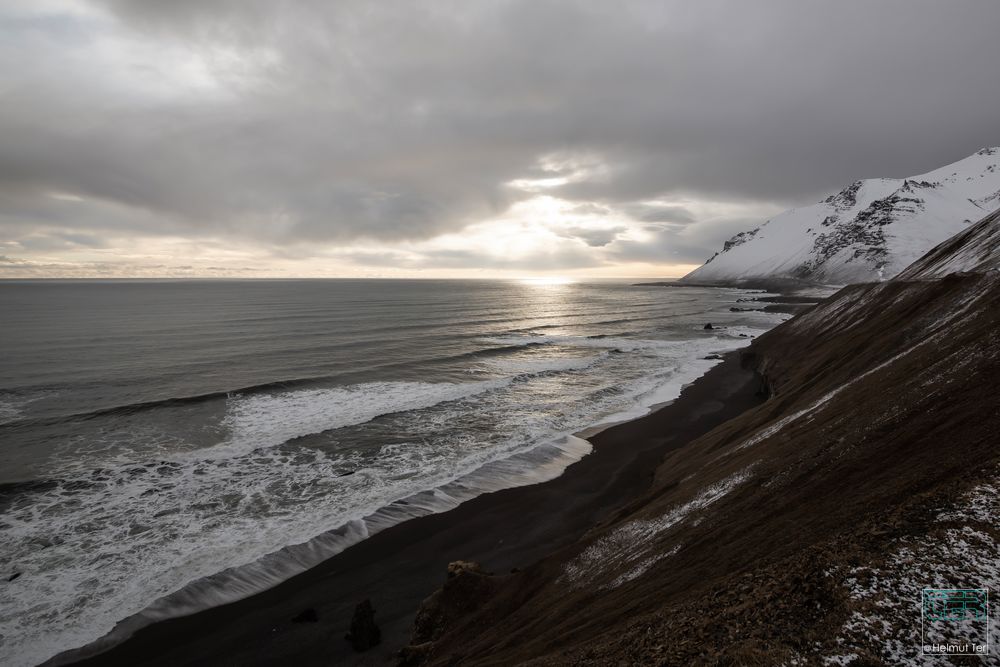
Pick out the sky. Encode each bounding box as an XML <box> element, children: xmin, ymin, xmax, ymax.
<box><xmin>2</xmin><ymin>0</ymin><xmax>999</xmax><ymax>279</ymax></box>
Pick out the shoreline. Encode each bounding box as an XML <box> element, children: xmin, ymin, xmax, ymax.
<box><xmin>63</xmin><ymin>351</ymin><xmax>765</xmax><ymax>667</ymax></box>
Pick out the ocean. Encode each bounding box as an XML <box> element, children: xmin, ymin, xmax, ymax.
<box><xmin>0</xmin><ymin>279</ymin><xmax>784</xmax><ymax>666</ymax></box>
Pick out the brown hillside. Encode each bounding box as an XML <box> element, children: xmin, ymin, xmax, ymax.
<box><xmin>405</xmin><ymin>271</ymin><xmax>1000</xmax><ymax>666</ymax></box>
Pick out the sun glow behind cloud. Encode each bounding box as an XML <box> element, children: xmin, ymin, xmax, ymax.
<box><xmin>1</xmin><ymin>188</ymin><xmax>780</xmax><ymax>279</ymax></box>
<box><xmin>517</xmin><ymin>276</ymin><xmax>574</xmax><ymax>286</ymax></box>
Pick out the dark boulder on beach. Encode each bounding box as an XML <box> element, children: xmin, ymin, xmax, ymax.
<box><xmin>291</xmin><ymin>607</ymin><xmax>318</xmax><ymax>623</ymax></box>
<box><xmin>703</xmin><ymin>322</ymin><xmax>714</xmax><ymax>330</ymax></box>
<box><xmin>345</xmin><ymin>599</ymin><xmax>380</xmax><ymax>652</ymax></box>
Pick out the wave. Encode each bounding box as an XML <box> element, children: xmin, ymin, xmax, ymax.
<box><xmin>209</xmin><ymin>351</ymin><xmax>611</xmax><ymax>460</ymax></box>
<box><xmin>2</xmin><ymin>332</ymin><xmax>767</xmax><ymax>667</ymax></box>
<box><xmin>480</xmin><ymin>333</ymin><xmax>687</xmax><ymax>352</ymax></box>
<box><xmin>48</xmin><ymin>434</ymin><xmax>592</xmax><ymax>666</ymax></box>
<box><xmin>484</xmin><ymin>326</ymin><xmax>772</xmax><ymax>350</ymax></box>
<box><xmin>0</xmin><ymin>399</ymin><xmax>22</xmax><ymax>425</ymax></box>
<box><xmin>0</xmin><ymin>378</ymin><xmax>331</xmax><ymax>430</ymax></box>
<box><xmin>0</xmin><ymin>342</ymin><xmax>559</xmax><ymax>430</ymax></box>
<box><xmin>38</xmin><ymin>334</ymin><xmax>759</xmax><ymax>667</ymax></box>
<box><xmin>209</xmin><ymin>379</ymin><xmax>511</xmax><ymax>459</ymax></box>
<box><xmin>0</xmin><ymin>352</ymin><xmax>605</xmax><ymax>499</ymax></box>
<box><xmin>0</xmin><ymin>389</ymin><xmax>61</xmax><ymax>427</ymax></box>
<box><xmin>481</xmin><ymin>353</ymin><xmax>604</xmax><ymax>377</ymax></box>
<box><xmin>412</xmin><ymin>341</ymin><xmax>550</xmax><ymax>367</ymax></box>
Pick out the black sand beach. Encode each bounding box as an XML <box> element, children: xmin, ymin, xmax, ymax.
<box><xmin>64</xmin><ymin>353</ymin><xmax>764</xmax><ymax>667</ymax></box>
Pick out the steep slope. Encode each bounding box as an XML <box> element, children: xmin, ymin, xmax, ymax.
<box><xmin>898</xmin><ymin>207</ymin><xmax>1000</xmax><ymax>279</ymax></box>
<box><xmin>404</xmin><ymin>225</ymin><xmax>1000</xmax><ymax>665</ymax></box>
<box><xmin>682</xmin><ymin>148</ymin><xmax>1000</xmax><ymax>285</ymax></box>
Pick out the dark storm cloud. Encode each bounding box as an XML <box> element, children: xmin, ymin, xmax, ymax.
<box><xmin>2</xmin><ymin>0</ymin><xmax>1000</xmax><ymax>266</ymax></box>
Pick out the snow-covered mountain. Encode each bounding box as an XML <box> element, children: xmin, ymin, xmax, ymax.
<box><xmin>898</xmin><ymin>207</ymin><xmax>1000</xmax><ymax>279</ymax></box>
<box><xmin>682</xmin><ymin>148</ymin><xmax>1000</xmax><ymax>285</ymax></box>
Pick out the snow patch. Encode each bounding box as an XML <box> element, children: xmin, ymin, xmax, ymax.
<box><xmin>563</xmin><ymin>468</ymin><xmax>752</xmax><ymax>588</ymax></box>
<box><xmin>827</xmin><ymin>477</ymin><xmax>1000</xmax><ymax>665</ymax></box>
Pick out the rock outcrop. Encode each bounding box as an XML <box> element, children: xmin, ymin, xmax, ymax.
<box><xmin>345</xmin><ymin>599</ymin><xmax>381</xmax><ymax>652</ymax></box>
<box><xmin>412</xmin><ymin>562</ymin><xmax>499</xmax><ymax>645</ymax></box>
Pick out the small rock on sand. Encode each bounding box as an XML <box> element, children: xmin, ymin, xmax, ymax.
<box><xmin>291</xmin><ymin>608</ymin><xmax>318</xmax><ymax>623</ymax></box>
<box><xmin>345</xmin><ymin>599</ymin><xmax>381</xmax><ymax>652</ymax></box>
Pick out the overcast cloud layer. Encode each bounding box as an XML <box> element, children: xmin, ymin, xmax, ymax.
<box><xmin>2</xmin><ymin>0</ymin><xmax>999</xmax><ymax>277</ymax></box>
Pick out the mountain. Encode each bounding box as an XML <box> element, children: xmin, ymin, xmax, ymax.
<box><xmin>682</xmin><ymin>148</ymin><xmax>1000</xmax><ymax>285</ymax></box>
<box><xmin>898</xmin><ymin>207</ymin><xmax>1000</xmax><ymax>279</ymax></box>
<box><xmin>401</xmin><ymin>215</ymin><xmax>1000</xmax><ymax>665</ymax></box>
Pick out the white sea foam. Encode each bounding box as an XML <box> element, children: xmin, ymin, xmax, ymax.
<box><xmin>212</xmin><ymin>379</ymin><xmax>510</xmax><ymax>458</ymax></box>
<box><xmin>43</xmin><ymin>434</ymin><xmax>594</xmax><ymax>666</ymax></box>
<box><xmin>0</xmin><ymin>401</ymin><xmax>20</xmax><ymax>424</ymax></box>
<box><xmin>0</xmin><ymin>390</ymin><xmax>56</xmax><ymax>425</ymax></box>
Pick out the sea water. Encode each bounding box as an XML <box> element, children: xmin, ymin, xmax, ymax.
<box><xmin>0</xmin><ymin>279</ymin><xmax>784</xmax><ymax>666</ymax></box>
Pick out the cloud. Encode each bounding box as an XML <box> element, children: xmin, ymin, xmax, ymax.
<box><xmin>606</xmin><ymin>216</ymin><xmax>768</xmax><ymax>265</ymax></box>
<box><xmin>14</xmin><ymin>232</ymin><xmax>109</xmax><ymax>251</ymax></box>
<box><xmin>567</xmin><ymin>203</ymin><xmax>612</xmax><ymax>216</ymax></box>
<box><xmin>0</xmin><ymin>254</ymin><xmax>265</xmax><ymax>278</ymax></box>
<box><xmin>2</xmin><ymin>1</ymin><xmax>1000</xmax><ymax>274</ymax></box>
<box><xmin>341</xmin><ymin>246</ymin><xmax>603</xmax><ymax>271</ymax></box>
<box><xmin>622</xmin><ymin>204</ymin><xmax>697</xmax><ymax>225</ymax></box>
<box><xmin>555</xmin><ymin>225</ymin><xmax>627</xmax><ymax>247</ymax></box>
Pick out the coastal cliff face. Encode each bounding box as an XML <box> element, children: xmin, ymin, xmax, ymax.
<box><xmin>403</xmin><ymin>225</ymin><xmax>1000</xmax><ymax>664</ymax></box>
<box><xmin>681</xmin><ymin>148</ymin><xmax>1000</xmax><ymax>285</ymax></box>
